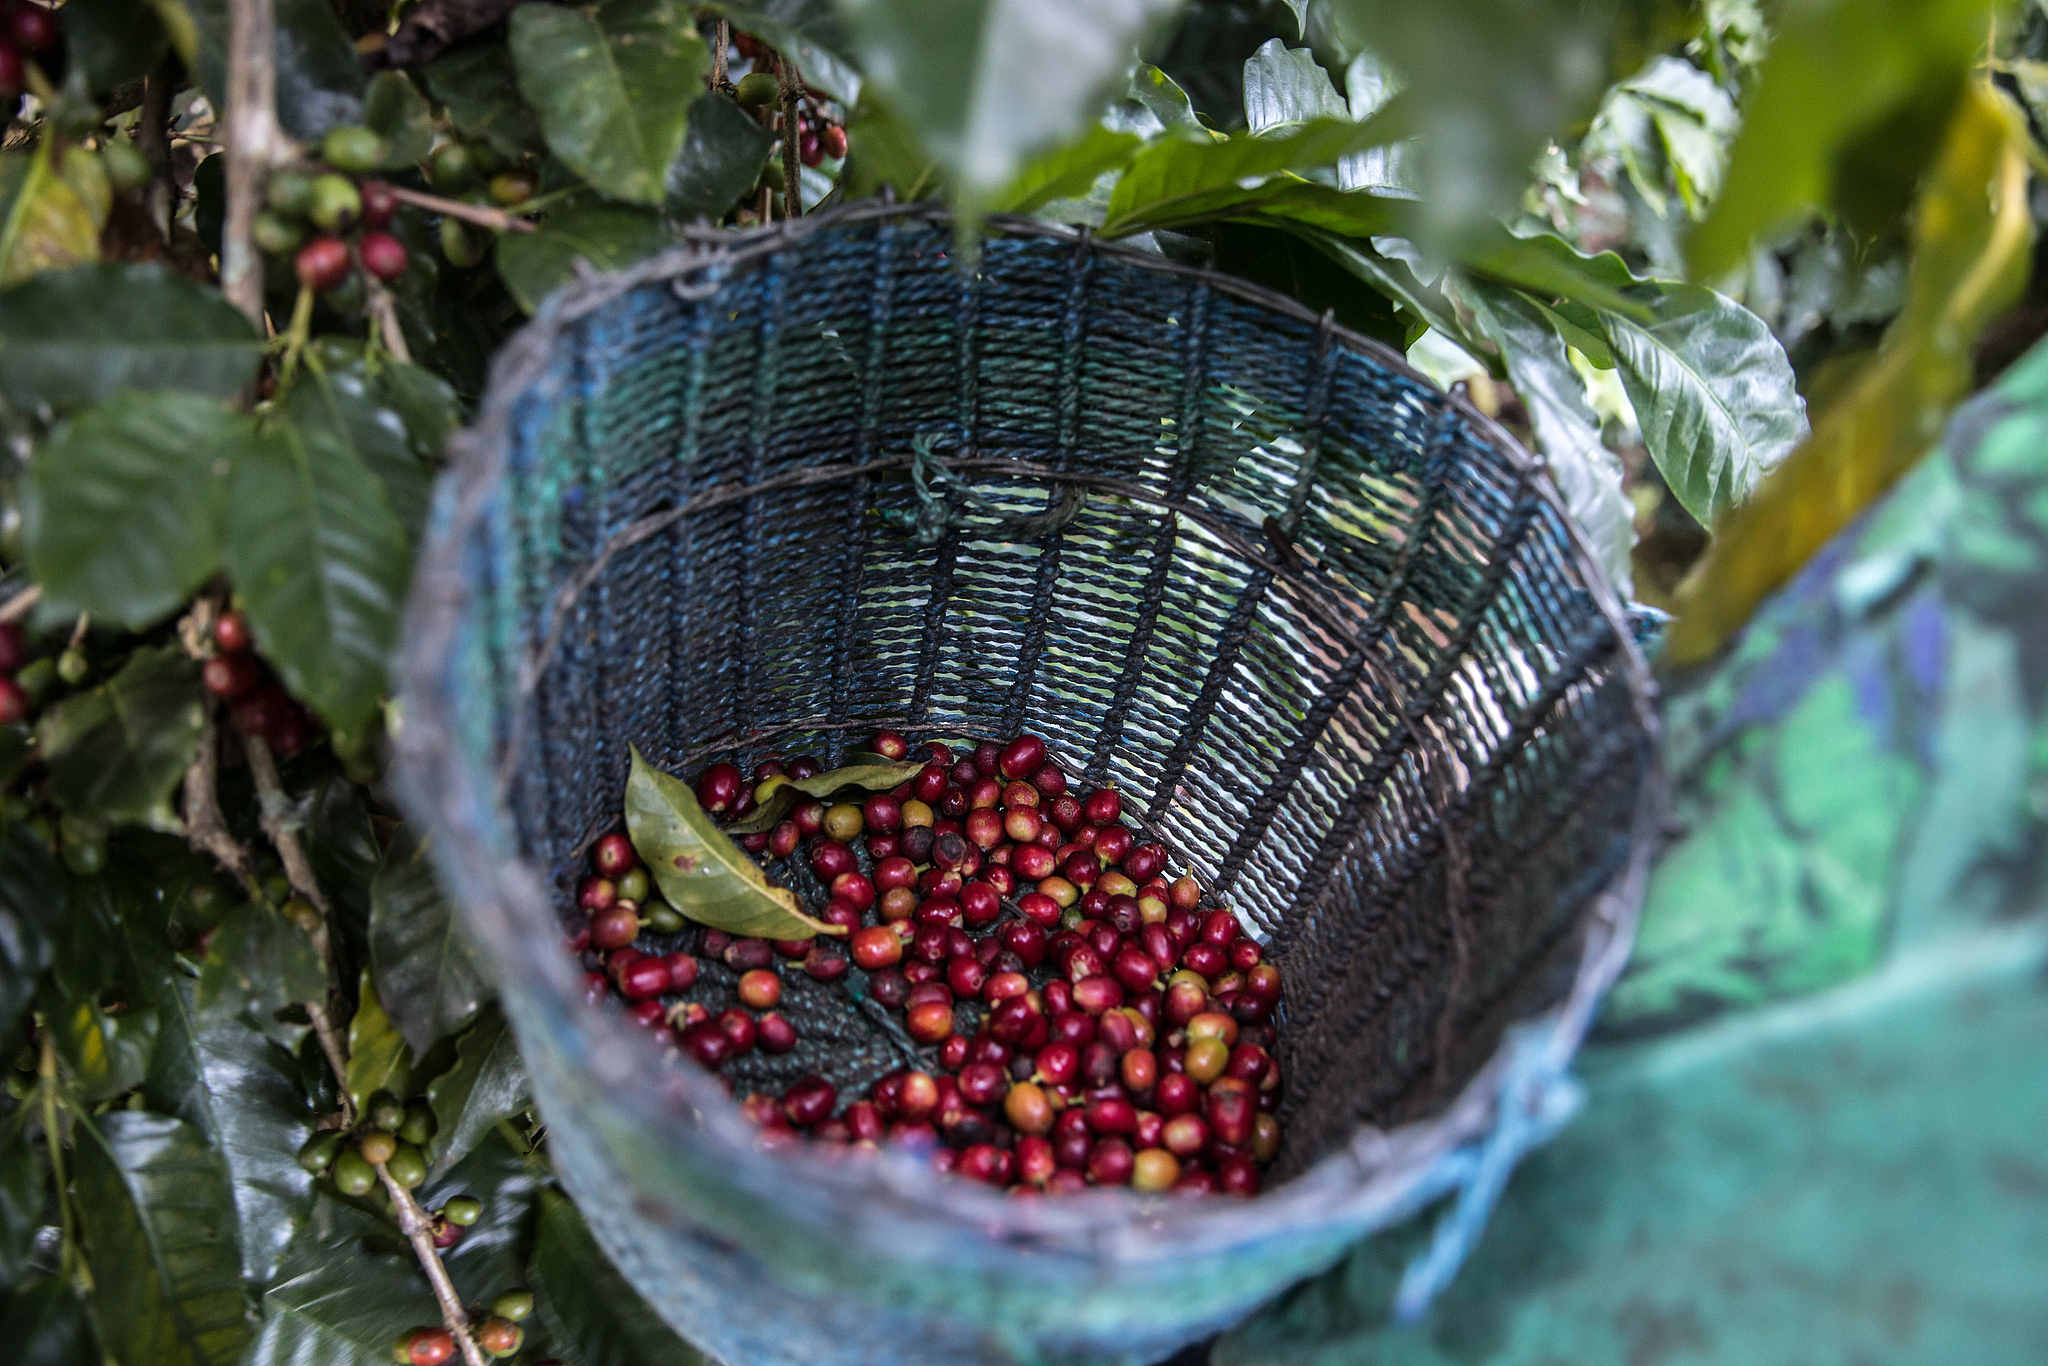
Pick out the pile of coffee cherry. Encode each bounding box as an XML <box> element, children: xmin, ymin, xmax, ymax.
<box><xmin>571</xmin><ymin>733</ymin><xmax>1284</xmax><ymax>1198</ymax></box>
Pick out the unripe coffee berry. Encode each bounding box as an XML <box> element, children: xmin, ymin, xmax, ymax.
<box><xmin>737</xmin><ymin>968</ymin><xmax>781</xmax><ymax>1009</ymax></box>
<box><xmin>1132</xmin><ymin>1148</ymin><xmax>1180</xmax><ymax>1192</ymax></box>
<box><xmin>358</xmin><ymin>1129</ymin><xmax>398</xmax><ymax>1164</ymax></box>
<box><xmin>441</xmin><ymin>1194</ymin><xmax>483</xmax><ymax>1225</ymax></box>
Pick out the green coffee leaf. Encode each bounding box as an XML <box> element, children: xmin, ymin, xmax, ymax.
<box><xmin>41</xmin><ymin>877</ymin><xmax>170</xmax><ymax>1106</ymax></box>
<box><xmin>37</xmin><ymin>646</ymin><xmax>203</xmax><ymax>828</ymax></box>
<box><xmin>25</xmin><ymin>392</ymin><xmax>242</xmax><ymax>629</ymax></box>
<box><xmin>665</xmin><ymin>92</ymin><xmax>778</xmax><ymax>226</ymax></box>
<box><xmin>371</xmin><ymin>825</ymin><xmax>488</xmax><ymax>1057</ymax></box>
<box><xmin>626</xmin><ymin>747</ymin><xmax>841</xmax><ymax>939</ymax></box>
<box><xmin>529</xmin><ymin>1188</ymin><xmax>706</xmax><ymax>1366</ymax></box>
<box><xmin>425</xmin><ymin>1006</ymin><xmax>529</xmax><ymax>1177</ymax></box>
<box><xmin>1462</xmin><ymin>280</ymin><xmax>1635</xmax><ymax>594</ymax></box>
<box><xmin>224</xmin><ymin>403</ymin><xmax>409</xmax><ymax>739</ymax></box>
<box><xmin>250</xmin><ymin>1245</ymin><xmax>438</xmax><ymax>1366</ymax></box>
<box><xmin>844</xmin><ymin>87</ymin><xmax>941</xmax><ymax>201</ymax></box>
<box><xmin>494</xmin><ymin>203</ymin><xmax>672</xmax><ymax>314</ymax></box>
<box><xmin>1242</xmin><ymin>39</ymin><xmax>1349</xmax><ymax>132</ymax></box>
<box><xmin>423</xmin><ymin>40</ymin><xmax>547</xmax><ymax>160</ymax></box>
<box><xmin>837</xmin><ymin>0</ymin><xmax>1179</xmax><ymax>208</ymax></box>
<box><xmin>345</xmin><ymin>971</ymin><xmax>414</xmax><ymax>1117</ymax></box>
<box><xmin>0</xmin><ymin>1124</ymin><xmax>45</xmax><ymax>1292</ymax></box>
<box><xmin>0</xmin><ymin>264</ymin><xmax>263</xmax><ymax>413</ymax></box>
<box><xmin>145</xmin><ymin>977</ymin><xmax>315</xmax><ymax>1285</ymax></box>
<box><xmin>423</xmin><ymin>1132</ymin><xmax>545</xmax><ymax>1305</ymax></box>
<box><xmin>363</xmin><ymin>71</ymin><xmax>433</xmax><ymax>170</ymax></box>
<box><xmin>1602</xmin><ymin>282</ymin><xmax>1808</xmax><ymax>524</ymax></box>
<box><xmin>725</xmin><ymin>758</ymin><xmax>925</xmax><ymax>834</ymax></box>
<box><xmin>991</xmin><ymin>125</ymin><xmax>1142</xmax><ymax>217</ymax></box>
<box><xmin>1210</xmin><ymin>221</ymin><xmax>1409</xmax><ymax>351</ymax></box>
<box><xmin>0</xmin><ymin>146</ymin><xmax>107</xmax><ymax>287</ymax></box>
<box><xmin>195</xmin><ymin>901</ymin><xmax>325</xmax><ymax>1051</ymax></box>
<box><xmin>284</xmin><ymin>368</ymin><xmax>431</xmax><ymax>549</ymax></box>
<box><xmin>72</xmin><ymin>1110</ymin><xmax>248</xmax><ymax>1366</ymax></box>
<box><xmin>510</xmin><ymin>0</ymin><xmax>711</xmax><ymax>205</ymax></box>
<box><xmin>0</xmin><ymin>1279</ymin><xmax>98</xmax><ymax>1366</ymax></box>
<box><xmin>63</xmin><ymin>0</ymin><xmax>170</xmax><ymax>90</ymax></box>
<box><xmin>0</xmin><ymin>820</ymin><xmax>65</xmax><ymax>1060</ymax></box>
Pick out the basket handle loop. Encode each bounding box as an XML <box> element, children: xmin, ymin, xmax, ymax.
<box><xmin>876</xmin><ymin>431</ymin><xmax>1088</xmax><ymax>547</ymax></box>
<box><xmin>1392</xmin><ymin>1023</ymin><xmax>1585</xmax><ymax>1323</ymax></box>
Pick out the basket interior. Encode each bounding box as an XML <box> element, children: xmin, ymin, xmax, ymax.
<box><xmin>449</xmin><ymin>214</ymin><xmax>1650</xmax><ymax>1181</ymax></box>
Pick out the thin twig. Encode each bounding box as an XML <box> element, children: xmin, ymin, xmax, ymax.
<box><xmin>367</xmin><ymin>281</ymin><xmax>413</xmax><ymax>364</ymax></box>
<box><xmin>222</xmin><ymin>0</ymin><xmax>286</xmax><ymax>326</ymax></box>
<box><xmin>377</xmin><ymin>1164</ymin><xmax>490</xmax><ymax>1366</ymax></box>
<box><xmin>182</xmin><ymin>705</ymin><xmax>259</xmax><ymax>893</ymax></box>
<box><xmin>137</xmin><ymin>65</ymin><xmax>177</xmax><ymax>238</ymax></box>
<box><xmin>711</xmin><ymin>18</ymin><xmax>731</xmax><ymax>92</ymax></box>
<box><xmin>778</xmin><ymin>54</ymin><xmax>804</xmax><ymax>221</ymax></box>
<box><xmin>0</xmin><ymin>585</ymin><xmax>40</xmax><ymax>624</ymax></box>
<box><xmin>384</xmin><ymin>184</ymin><xmax>537</xmax><ymax>232</ymax></box>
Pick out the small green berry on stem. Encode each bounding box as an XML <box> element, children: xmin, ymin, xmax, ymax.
<box><xmin>440</xmin><ymin>1194</ymin><xmax>483</xmax><ymax>1226</ymax></box>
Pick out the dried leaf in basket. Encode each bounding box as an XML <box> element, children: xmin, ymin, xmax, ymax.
<box><xmin>723</xmin><ymin>758</ymin><xmax>925</xmax><ymax>834</ymax></box>
<box><xmin>624</xmin><ymin>747</ymin><xmax>846</xmax><ymax>940</ymax></box>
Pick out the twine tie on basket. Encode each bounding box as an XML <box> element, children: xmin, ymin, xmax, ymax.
<box><xmin>876</xmin><ymin>432</ymin><xmax>1089</xmax><ymax>546</ymax></box>
<box><xmin>1393</xmin><ymin>1023</ymin><xmax>1586</xmax><ymax>1323</ymax></box>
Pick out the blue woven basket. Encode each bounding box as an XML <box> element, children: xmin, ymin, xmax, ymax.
<box><xmin>395</xmin><ymin>203</ymin><xmax>1662</xmax><ymax>1366</ymax></box>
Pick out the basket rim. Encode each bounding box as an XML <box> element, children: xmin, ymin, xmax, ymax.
<box><xmin>395</xmin><ymin>199</ymin><xmax>1666</xmax><ymax>1266</ymax></box>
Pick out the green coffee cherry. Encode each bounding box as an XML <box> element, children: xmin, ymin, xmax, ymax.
<box><xmin>386</xmin><ymin>1141</ymin><xmax>428</xmax><ymax>1189</ymax></box>
<box><xmin>331</xmin><ymin>1147</ymin><xmax>376</xmax><ymax>1196</ymax></box>
<box><xmin>14</xmin><ymin>658</ymin><xmax>55</xmax><ymax>702</ymax></box>
<box><xmin>735</xmin><ymin>71</ymin><xmax>780</xmax><ymax>106</ymax></box>
<box><xmin>489</xmin><ymin>1289</ymin><xmax>534</xmax><ymax>1323</ymax></box>
<box><xmin>56</xmin><ymin>648</ymin><xmax>87</xmax><ymax>685</ymax></box>
<box><xmin>439</xmin><ymin>216</ymin><xmax>484</xmax><ymax>269</ymax></box>
<box><xmin>253</xmin><ymin>211</ymin><xmax>305</xmax><ymax>256</ymax></box>
<box><xmin>262</xmin><ymin>874</ymin><xmax>291</xmax><ymax>904</ymax></box>
<box><xmin>297</xmin><ymin>1131</ymin><xmax>343</xmax><ymax>1173</ymax></box>
<box><xmin>441</xmin><ymin>1195</ymin><xmax>483</xmax><ymax>1226</ymax></box>
<box><xmin>103</xmin><ymin>140</ymin><xmax>151</xmax><ymax>193</ymax></box>
<box><xmin>310</xmin><ymin>336</ymin><xmax>365</xmax><ymax>371</ymax></box>
<box><xmin>429</xmin><ymin>143</ymin><xmax>476</xmax><ymax>192</ymax></box>
<box><xmin>488</xmin><ymin>170</ymin><xmax>537</xmax><ymax>206</ymax></box>
<box><xmin>357</xmin><ymin>1128</ymin><xmax>398</xmax><ymax>1165</ymax></box>
<box><xmin>399</xmin><ymin>1100</ymin><xmax>437</xmax><ymax>1145</ymax></box>
<box><xmin>616</xmin><ymin>867</ymin><xmax>650</xmax><ymax>903</ymax></box>
<box><xmin>267</xmin><ymin>170</ymin><xmax>315</xmax><ymax>216</ymax></box>
<box><xmin>4</xmin><ymin>1073</ymin><xmax>32</xmax><ymax>1100</ymax></box>
<box><xmin>367</xmin><ymin>1091</ymin><xmax>407</xmax><ymax>1132</ymax></box>
<box><xmin>307</xmin><ymin>173</ymin><xmax>362</xmax><ymax>231</ymax></box>
<box><xmin>759</xmin><ymin>155</ymin><xmax>786</xmax><ymax>193</ymax></box>
<box><xmin>322</xmin><ymin>125</ymin><xmax>387</xmax><ymax>174</ymax></box>
<box><xmin>642</xmin><ymin>898</ymin><xmax>685</xmax><ymax>934</ymax></box>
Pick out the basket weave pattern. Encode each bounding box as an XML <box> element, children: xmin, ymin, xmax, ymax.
<box><xmin>397</xmin><ymin>204</ymin><xmax>1661</xmax><ymax>1366</ymax></box>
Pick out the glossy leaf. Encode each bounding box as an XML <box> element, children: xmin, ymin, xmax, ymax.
<box><xmin>285</xmin><ymin>368</ymin><xmax>430</xmax><ymax>550</ymax></box>
<box><xmin>665</xmin><ymin>92</ymin><xmax>778</xmax><ymax>225</ymax></box>
<box><xmin>1317</xmin><ymin>0</ymin><xmax>1613</xmax><ymax>241</ymax></box>
<box><xmin>345</xmin><ymin>971</ymin><xmax>414</xmax><ymax>1117</ymax></box>
<box><xmin>145</xmin><ymin>977</ymin><xmax>315</xmax><ymax>1285</ymax></box>
<box><xmin>1687</xmin><ymin>0</ymin><xmax>1996</xmax><ymax>278</ymax></box>
<box><xmin>510</xmin><ymin>0</ymin><xmax>712</xmax><ymax>206</ymax></box>
<box><xmin>494</xmin><ymin>204</ymin><xmax>672</xmax><ymax>313</ymax></box>
<box><xmin>248</xmin><ymin>1202</ymin><xmax>435</xmax><ymax>1366</ymax></box>
<box><xmin>1242</xmin><ymin>39</ymin><xmax>1348</xmax><ymax>133</ymax></box>
<box><xmin>838</xmin><ymin>0</ymin><xmax>1182</xmax><ymax>206</ymax></box>
<box><xmin>1210</xmin><ymin>221</ymin><xmax>1409</xmax><ymax>351</ymax></box>
<box><xmin>422</xmin><ymin>1132</ymin><xmax>544</xmax><ymax>1304</ymax></box>
<box><xmin>36</xmin><ymin>646</ymin><xmax>203</xmax><ymax>828</ymax></box>
<box><xmin>71</xmin><ymin>1111</ymin><xmax>247</xmax><ymax>1366</ymax></box>
<box><xmin>371</xmin><ymin>825</ymin><xmax>487</xmax><ymax>1056</ymax></box>
<box><xmin>422</xmin><ymin>40</ymin><xmax>547</xmax><ymax>160</ymax></box>
<box><xmin>363</xmin><ymin>71</ymin><xmax>433</xmax><ymax>170</ymax></box>
<box><xmin>25</xmin><ymin>393</ymin><xmax>241</xmax><ymax>629</ymax></box>
<box><xmin>195</xmin><ymin>901</ymin><xmax>325</xmax><ymax>1050</ymax></box>
<box><xmin>1276</xmin><ymin>225</ymin><xmax>1478</xmax><ymax>354</ymax></box>
<box><xmin>0</xmin><ymin>821</ymin><xmax>65</xmax><ymax>1058</ymax></box>
<box><xmin>1119</xmin><ymin>62</ymin><xmax>1205</xmax><ymax>135</ymax></box>
<box><xmin>0</xmin><ymin>264</ymin><xmax>264</xmax><ymax>413</ymax></box>
<box><xmin>1457</xmin><ymin>228</ymin><xmax>1648</xmax><ymax>325</ymax></box>
<box><xmin>725</xmin><ymin>758</ymin><xmax>925</xmax><ymax>834</ymax></box>
<box><xmin>626</xmin><ymin>747</ymin><xmax>841</xmax><ymax>939</ymax></box>
<box><xmin>63</xmin><ymin>0</ymin><xmax>170</xmax><ymax>90</ymax></box>
<box><xmin>1670</xmin><ymin>83</ymin><xmax>2033</xmax><ymax>665</ymax></box>
<box><xmin>42</xmin><ymin>878</ymin><xmax>168</xmax><ymax>1106</ymax></box>
<box><xmin>0</xmin><ymin>147</ymin><xmax>105</xmax><ymax>287</ymax></box>
<box><xmin>1603</xmin><ymin>281</ymin><xmax>1807</xmax><ymax>524</ymax></box>
<box><xmin>844</xmin><ymin>87</ymin><xmax>941</xmax><ymax>201</ymax></box>
<box><xmin>425</xmin><ymin>1006</ymin><xmax>529</xmax><ymax>1177</ymax></box>
<box><xmin>224</xmin><ymin>404</ymin><xmax>409</xmax><ymax>739</ymax></box>
<box><xmin>0</xmin><ymin>1123</ymin><xmax>44</xmax><ymax>1291</ymax></box>
<box><xmin>992</xmin><ymin>125</ymin><xmax>1142</xmax><ymax>216</ymax></box>
<box><xmin>300</xmin><ymin>776</ymin><xmax>382</xmax><ymax>991</ymax></box>
<box><xmin>529</xmin><ymin>1188</ymin><xmax>706</xmax><ymax>1366</ymax></box>
<box><xmin>1463</xmin><ymin>280</ymin><xmax>1635</xmax><ymax>593</ymax></box>
<box><xmin>0</xmin><ymin>1279</ymin><xmax>97</xmax><ymax>1366</ymax></box>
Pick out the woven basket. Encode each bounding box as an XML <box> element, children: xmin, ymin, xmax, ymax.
<box><xmin>395</xmin><ymin>203</ymin><xmax>1662</xmax><ymax>1366</ymax></box>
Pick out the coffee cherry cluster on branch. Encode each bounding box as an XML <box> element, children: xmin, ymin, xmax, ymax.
<box><xmin>391</xmin><ymin>1289</ymin><xmax>535</xmax><ymax>1364</ymax></box>
<box><xmin>574</xmin><ymin>732</ymin><xmax>1284</xmax><ymax>1198</ymax></box>
<box><xmin>726</xmin><ymin>29</ymin><xmax>847</xmax><ymax>192</ymax></box>
<box><xmin>202</xmin><ymin>609</ymin><xmax>317</xmax><ymax>757</ymax></box>
<box><xmin>258</xmin><ymin>127</ymin><xmax>412</xmax><ymax>298</ymax></box>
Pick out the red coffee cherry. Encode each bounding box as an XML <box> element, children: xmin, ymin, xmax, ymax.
<box><xmin>294</xmin><ymin>237</ymin><xmax>352</xmax><ymax>292</ymax></box>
